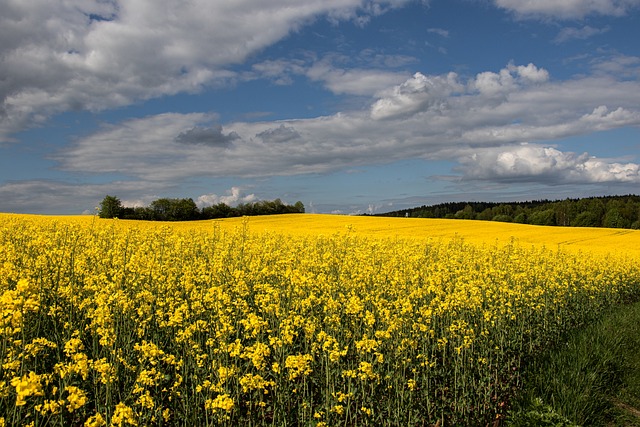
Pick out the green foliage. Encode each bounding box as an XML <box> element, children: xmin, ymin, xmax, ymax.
<box><xmin>507</xmin><ymin>398</ymin><xmax>579</xmax><ymax>427</ymax></box>
<box><xmin>98</xmin><ymin>195</ymin><xmax>123</xmax><ymax>218</ymax></box>
<box><xmin>492</xmin><ymin>214</ymin><xmax>513</xmax><ymax>222</ymax></box>
<box><xmin>99</xmin><ymin>195</ymin><xmax>305</xmax><ymax>221</ymax></box>
<box><xmin>529</xmin><ymin>208</ymin><xmax>556</xmax><ymax>226</ymax></box>
<box><xmin>508</xmin><ymin>301</ymin><xmax>640</xmax><ymax>427</ymax></box>
<box><xmin>571</xmin><ymin>211</ymin><xmax>600</xmax><ymax>227</ymax></box>
<box><xmin>380</xmin><ymin>195</ymin><xmax>640</xmax><ymax>230</ymax></box>
<box><xmin>149</xmin><ymin>197</ymin><xmax>199</xmax><ymax>221</ymax></box>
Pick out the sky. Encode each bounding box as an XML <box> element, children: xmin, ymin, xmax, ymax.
<box><xmin>1</xmin><ymin>0</ymin><xmax>640</xmax><ymax>215</ymax></box>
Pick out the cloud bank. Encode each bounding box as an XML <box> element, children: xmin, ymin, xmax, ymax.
<box><xmin>0</xmin><ymin>0</ymin><xmax>412</xmax><ymax>142</ymax></box>
<box><xmin>459</xmin><ymin>144</ymin><xmax>640</xmax><ymax>184</ymax></box>
<box><xmin>57</xmin><ymin>61</ymin><xmax>640</xmax><ymax>188</ymax></box>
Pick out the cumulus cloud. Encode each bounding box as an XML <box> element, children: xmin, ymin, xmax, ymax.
<box><xmin>370</xmin><ymin>63</ymin><xmax>549</xmax><ymax>121</ymax></box>
<box><xmin>470</xmin><ymin>63</ymin><xmax>549</xmax><ymax>97</ymax></box>
<box><xmin>459</xmin><ymin>144</ymin><xmax>640</xmax><ymax>184</ymax></box>
<box><xmin>580</xmin><ymin>105</ymin><xmax>640</xmax><ymax>130</ymax></box>
<box><xmin>494</xmin><ymin>0</ymin><xmax>640</xmax><ymax>19</ymax></box>
<box><xmin>196</xmin><ymin>187</ymin><xmax>257</xmax><ymax>208</ymax></box>
<box><xmin>370</xmin><ymin>72</ymin><xmax>464</xmax><ymax>120</ymax></box>
<box><xmin>0</xmin><ymin>0</ymin><xmax>412</xmax><ymax>142</ymax></box>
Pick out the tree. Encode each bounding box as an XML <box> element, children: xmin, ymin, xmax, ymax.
<box><xmin>201</xmin><ymin>203</ymin><xmax>236</xmax><ymax>219</ymax></box>
<box><xmin>602</xmin><ymin>208</ymin><xmax>629</xmax><ymax>228</ymax></box>
<box><xmin>513</xmin><ymin>212</ymin><xmax>528</xmax><ymax>224</ymax></box>
<box><xmin>149</xmin><ymin>198</ymin><xmax>199</xmax><ymax>221</ymax></box>
<box><xmin>529</xmin><ymin>209</ymin><xmax>556</xmax><ymax>226</ymax></box>
<box><xmin>571</xmin><ymin>211</ymin><xmax>600</xmax><ymax>227</ymax></box>
<box><xmin>455</xmin><ymin>205</ymin><xmax>475</xmax><ymax>220</ymax></box>
<box><xmin>98</xmin><ymin>195</ymin><xmax>123</xmax><ymax>218</ymax></box>
<box><xmin>173</xmin><ymin>198</ymin><xmax>199</xmax><ymax>221</ymax></box>
<box><xmin>476</xmin><ymin>208</ymin><xmax>494</xmax><ymax>221</ymax></box>
<box><xmin>150</xmin><ymin>198</ymin><xmax>172</xmax><ymax>221</ymax></box>
<box><xmin>294</xmin><ymin>201</ymin><xmax>305</xmax><ymax>213</ymax></box>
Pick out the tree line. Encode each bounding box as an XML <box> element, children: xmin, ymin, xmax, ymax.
<box><xmin>376</xmin><ymin>195</ymin><xmax>640</xmax><ymax>229</ymax></box>
<box><xmin>98</xmin><ymin>195</ymin><xmax>305</xmax><ymax>221</ymax></box>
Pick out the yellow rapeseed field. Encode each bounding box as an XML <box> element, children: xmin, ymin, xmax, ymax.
<box><xmin>1</xmin><ymin>213</ymin><xmax>639</xmax><ymax>426</ymax></box>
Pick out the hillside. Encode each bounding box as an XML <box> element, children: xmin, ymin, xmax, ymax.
<box><xmin>376</xmin><ymin>195</ymin><xmax>640</xmax><ymax>229</ymax></box>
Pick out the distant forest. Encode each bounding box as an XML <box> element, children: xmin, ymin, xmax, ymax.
<box><xmin>98</xmin><ymin>195</ymin><xmax>304</xmax><ymax>221</ymax></box>
<box><xmin>376</xmin><ymin>195</ymin><xmax>640</xmax><ymax>229</ymax></box>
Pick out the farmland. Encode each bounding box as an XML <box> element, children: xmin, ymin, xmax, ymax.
<box><xmin>1</xmin><ymin>213</ymin><xmax>639</xmax><ymax>426</ymax></box>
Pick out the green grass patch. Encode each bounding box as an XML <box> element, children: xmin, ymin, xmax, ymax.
<box><xmin>506</xmin><ymin>300</ymin><xmax>640</xmax><ymax>426</ymax></box>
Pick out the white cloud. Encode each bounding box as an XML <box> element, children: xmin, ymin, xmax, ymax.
<box><xmin>580</xmin><ymin>105</ymin><xmax>640</xmax><ymax>130</ymax></box>
<box><xmin>470</xmin><ymin>63</ymin><xmax>549</xmax><ymax>97</ymax></box>
<box><xmin>250</xmin><ymin>54</ymin><xmax>412</xmax><ymax>96</ymax></box>
<box><xmin>555</xmin><ymin>25</ymin><xmax>610</xmax><ymax>43</ymax></box>
<box><xmin>494</xmin><ymin>0</ymin><xmax>640</xmax><ymax>19</ymax></box>
<box><xmin>370</xmin><ymin>72</ymin><xmax>464</xmax><ymax>119</ymax></box>
<box><xmin>0</xmin><ymin>0</ymin><xmax>412</xmax><ymax>142</ymax></box>
<box><xmin>459</xmin><ymin>144</ymin><xmax>640</xmax><ymax>184</ymax></box>
<box><xmin>196</xmin><ymin>187</ymin><xmax>257</xmax><ymax>208</ymax></box>
<box><xmin>307</xmin><ymin>62</ymin><xmax>409</xmax><ymax>96</ymax></box>
<box><xmin>590</xmin><ymin>54</ymin><xmax>640</xmax><ymax>77</ymax></box>
<box><xmin>513</xmin><ymin>63</ymin><xmax>550</xmax><ymax>83</ymax></box>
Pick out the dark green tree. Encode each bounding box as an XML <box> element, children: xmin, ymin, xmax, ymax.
<box><xmin>294</xmin><ymin>201</ymin><xmax>305</xmax><ymax>213</ymax></box>
<box><xmin>98</xmin><ymin>195</ymin><xmax>123</xmax><ymax>218</ymax></box>
<box><xmin>149</xmin><ymin>198</ymin><xmax>199</xmax><ymax>221</ymax></box>
<box><xmin>455</xmin><ymin>205</ymin><xmax>475</xmax><ymax>220</ymax></box>
<box><xmin>602</xmin><ymin>208</ymin><xmax>629</xmax><ymax>228</ymax></box>
<box><xmin>529</xmin><ymin>209</ymin><xmax>556</xmax><ymax>226</ymax></box>
<box><xmin>201</xmin><ymin>203</ymin><xmax>236</xmax><ymax>219</ymax></box>
<box><xmin>571</xmin><ymin>211</ymin><xmax>600</xmax><ymax>227</ymax></box>
<box><xmin>173</xmin><ymin>198</ymin><xmax>199</xmax><ymax>221</ymax></box>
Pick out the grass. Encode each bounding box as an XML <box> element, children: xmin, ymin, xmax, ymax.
<box><xmin>506</xmin><ymin>300</ymin><xmax>640</xmax><ymax>426</ymax></box>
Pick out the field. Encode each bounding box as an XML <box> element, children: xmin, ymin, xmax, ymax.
<box><xmin>1</xmin><ymin>213</ymin><xmax>640</xmax><ymax>426</ymax></box>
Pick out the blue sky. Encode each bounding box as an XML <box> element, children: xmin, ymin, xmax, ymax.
<box><xmin>1</xmin><ymin>0</ymin><xmax>640</xmax><ymax>215</ymax></box>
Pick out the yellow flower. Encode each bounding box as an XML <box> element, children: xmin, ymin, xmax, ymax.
<box><xmin>84</xmin><ymin>413</ymin><xmax>106</xmax><ymax>427</ymax></box>
<box><xmin>239</xmin><ymin>374</ymin><xmax>274</xmax><ymax>393</ymax></box>
<box><xmin>112</xmin><ymin>403</ymin><xmax>138</xmax><ymax>426</ymax></box>
<box><xmin>136</xmin><ymin>391</ymin><xmax>154</xmax><ymax>409</ymax></box>
<box><xmin>357</xmin><ymin>361</ymin><xmax>379</xmax><ymax>381</ymax></box>
<box><xmin>205</xmin><ymin>394</ymin><xmax>234</xmax><ymax>413</ymax></box>
<box><xmin>64</xmin><ymin>335</ymin><xmax>84</xmax><ymax>356</ymax></box>
<box><xmin>92</xmin><ymin>358</ymin><xmax>117</xmax><ymax>384</ymax></box>
<box><xmin>285</xmin><ymin>354</ymin><xmax>313</xmax><ymax>380</ymax></box>
<box><xmin>65</xmin><ymin>386</ymin><xmax>87</xmax><ymax>412</ymax></box>
<box><xmin>11</xmin><ymin>372</ymin><xmax>42</xmax><ymax>406</ymax></box>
